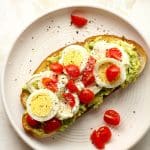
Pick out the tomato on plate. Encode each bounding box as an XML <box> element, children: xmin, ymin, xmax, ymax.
<box><xmin>104</xmin><ymin>109</ymin><xmax>120</xmax><ymax>125</ymax></box>
<box><xmin>82</xmin><ymin>56</ymin><xmax>96</xmax><ymax>86</ymax></box>
<box><xmin>78</xmin><ymin>89</ymin><xmax>94</xmax><ymax>104</ymax></box>
<box><xmin>43</xmin><ymin>118</ymin><xmax>61</xmax><ymax>133</ymax></box>
<box><xmin>71</xmin><ymin>15</ymin><xmax>88</xmax><ymax>27</ymax></box>
<box><xmin>106</xmin><ymin>64</ymin><xmax>120</xmax><ymax>82</ymax></box>
<box><xmin>90</xmin><ymin>126</ymin><xmax>112</xmax><ymax>149</ymax></box>
<box><xmin>66</xmin><ymin>79</ymin><xmax>78</xmax><ymax>93</ymax></box>
<box><xmin>42</xmin><ymin>77</ymin><xmax>57</xmax><ymax>92</ymax></box>
<box><xmin>63</xmin><ymin>93</ymin><xmax>75</xmax><ymax>108</ymax></box>
<box><xmin>49</xmin><ymin>62</ymin><xmax>63</xmax><ymax>74</ymax></box>
<box><xmin>106</xmin><ymin>48</ymin><xmax>122</xmax><ymax>61</ymax></box>
<box><xmin>65</xmin><ymin>65</ymin><xmax>80</xmax><ymax>78</ymax></box>
<box><xmin>26</xmin><ymin>114</ymin><xmax>40</xmax><ymax>128</ymax></box>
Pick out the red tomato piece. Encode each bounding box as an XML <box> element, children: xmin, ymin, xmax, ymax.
<box><xmin>42</xmin><ymin>77</ymin><xmax>57</xmax><ymax>92</ymax></box>
<box><xmin>90</xmin><ymin>130</ymin><xmax>105</xmax><ymax>149</ymax></box>
<box><xmin>49</xmin><ymin>63</ymin><xmax>63</xmax><ymax>74</ymax></box>
<box><xmin>63</xmin><ymin>93</ymin><xmax>75</xmax><ymax>108</ymax></box>
<box><xmin>43</xmin><ymin>118</ymin><xmax>61</xmax><ymax>133</ymax></box>
<box><xmin>104</xmin><ymin>109</ymin><xmax>120</xmax><ymax>125</ymax></box>
<box><xmin>82</xmin><ymin>56</ymin><xmax>96</xmax><ymax>86</ymax></box>
<box><xmin>71</xmin><ymin>15</ymin><xmax>88</xmax><ymax>27</ymax></box>
<box><xmin>106</xmin><ymin>64</ymin><xmax>120</xmax><ymax>82</ymax></box>
<box><xmin>78</xmin><ymin>89</ymin><xmax>94</xmax><ymax>104</ymax></box>
<box><xmin>26</xmin><ymin>114</ymin><xmax>40</xmax><ymax>128</ymax></box>
<box><xmin>85</xmin><ymin>56</ymin><xmax>96</xmax><ymax>72</ymax></box>
<box><xmin>106</xmin><ymin>48</ymin><xmax>122</xmax><ymax>61</ymax></box>
<box><xmin>90</xmin><ymin>126</ymin><xmax>112</xmax><ymax>149</ymax></box>
<box><xmin>66</xmin><ymin>79</ymin><xmax>79</xmax><ymax>93</ymax></box>
<box><xmin>65</xmin><ymin>65</ymin><xmax>80</xmax><ymax>78</ymax></box>
<box><xmin>82</xmin><ymin>71</ymin><xmax>95</xmax><ymax>86</ymax></box>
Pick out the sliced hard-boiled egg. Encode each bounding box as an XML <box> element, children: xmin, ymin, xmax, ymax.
<box><xmin>26</xmin><ymin>71</ymin><xmax>54</xmax><ymax>93</ymax></box>
<box><xmin>57</xmin><ymin>74</ymin><xmax>68</xmax><ymax>90</ymax></box>
<box><xmin>56</xmin><ymin>93</ymin><xmax>79</xmax><ymax>120</ymax></box>
<box><xmin>91</xmin><ymin>41</ymin><xmax>129</xmax><ymax>66</ymax></box>
<box><xmin>75</xmin><ymin>80</ymin><xmax>101</xmax><ymax>94</ymax></box>
<box><xmin>94</xmin><ymin>58</ymin><xmax>126</xmax><ymax>88</ymax></box>
<box><xmin>59</xmin><ymin>45</ymin><xmax>89</xmax><ymax>71</ymax></box>
<box><xmin>26</xmin><ymin>89</ymin><xmax>59</xmax><ymax>122</ymax></box>
<box><xmin>87</xmin><ymin>84</ymin><xmax>102</xmax><ymax>95</ymax></box>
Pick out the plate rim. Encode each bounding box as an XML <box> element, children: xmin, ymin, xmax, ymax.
<box><xmin>1</xmin><ymin>4</ymin><xmax>150</xmax><ymax>150</ymax></box>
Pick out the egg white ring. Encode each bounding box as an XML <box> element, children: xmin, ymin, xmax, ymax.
<box><xmin>59</xmin><ymin>45</ymin><xmax>89</xmax><ymax>71</ymax></box>
<box><xmin>87</xmin><ymin>84</ymin><xmax>102</xmax><ymax>95</ymax></box>
<box><xmin>56</xmin><ymin>93</ymin><xmax>79</xmax><ymax>120</ymax></box>
<box><xmin>94</xmin><ymin>58</ymin><xmax>126</xmax><ymax>88</ymax></box>
<box><xmin>91</xmin><ymin>41</ymin><xmax>130</xmax><ymax>66</ymax></box>
<box><xmin>38</xmin><ymin>71</ymin><xmax>56</xmax><ymax>89</ymax></box>
<box><xmin>57</xmin><ymin>74</ymin><xmax>68</xmax><ymax>90</ymax></box>
<box><xmin>26</xmin><ymin>71</ymin><xmax>54</xmax><ymax>93</ymax></box>
<box><xmin>56</xmin><ymin>101</ymin><xmax>73</xmax><ymax>120</ymax></box>
<box><xmin>75</xmin><ymin>80</ymin><xmax>102</xmax><ymax>94</ymax></box>
<box><xmin>26</xmin><ymin>74</ymin><xmax>42</xmax><ymax>93</ymax></box>
<box><xmin>26</xmin><ymin>89</ymin><xmax>59</xmax><ymax>122</ymax></box>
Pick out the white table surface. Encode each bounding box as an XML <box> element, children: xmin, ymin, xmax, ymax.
<box><xmin>0</xmin><ymin>0</ymin><xmax>150</xmax><ymax>150</ymax></box>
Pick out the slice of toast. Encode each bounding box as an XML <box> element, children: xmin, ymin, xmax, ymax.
<box><xmin>21</xmin><ymin>35</ymin><xmax>147</xmax><ymax>138</ymax></box>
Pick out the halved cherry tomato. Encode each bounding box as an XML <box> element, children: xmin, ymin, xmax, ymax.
<box><xmin>49</xmin><ymin>62</ymin><xmax>63</xmax><ymax>74</ymax></box>
<box><xmin>42</xmin><ymin>77</ymin><xmax>57</xmax><ymax>92</ymax></box>
<box><xmin>82</xmin><ymin>56</ymin><xmax>96</xmax><ymax>86</ymax></box>
<box><xmin>106</xmin><ymin>48</ymin><xmax>122</xmax><ymax>61</ymax></box>
<box><xmin>90</xmin><ymin>126</ymin><xmax>112</xmax><ymax>149</ymax></box>
<box><xmin>63</xmin><ymin>93</ymin><xmax>75</xmax><ymax>108</ymax></box>
<box><xmin>65</xmin><ymin>65</ymin><xmax>80</xmax><ymax>78</ymax></box>
<box><xmin>43</xmin><ymin>118</ymin><xmax>61</xmax><ymax>133</ymax></box>
<box><xmin>78</xmin><ymin>89</ymin><xmax>94</xmax><ymax>104</ymax></box>
<box><xmin>91</xmin><ymin>130</ymin><xmax>104</xmax><ymax>149</ymax></box>
<box><xmin>106</xmin><ymin>64</ymin><xmax>120</xmax><ymax>82</ymax></box>
<box><xmin>66</xmin><ymin>79</ymin><xmax>78</xmax><ymax>93</ymax></box>
<box><xmin>104</xmin><ymin>109</ymin><xmax>120</xmax><ymax>125</ymax></box>
<box><xmin>26</xmin><ymin>114</ymin><xmax>40</xmax><ymax>128</ymax></box>
<box><xmin>71</xmin><ymin>15</ymin><xmax>88</xmax><ymax>27</ymax></box>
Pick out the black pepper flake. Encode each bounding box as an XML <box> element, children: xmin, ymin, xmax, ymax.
<box><xmin>51</xmin><ymin>20</ymin><xmax>54</xmax><ymax>22</ymax></box>
<box><xmin>88</xmin><ymin>20</ymin><xmax>92</xmax><ymax>23</ymax></box>
<box><xmin>29</xmin><ymin>59</ymin><xmax>32</xmax><ymax>62</ymax></box>
<box><xmin>97</xmin><ymin>27</ymin><xmax>100</xmax><ymax>31</ymax></box>
<box><xmin>76</xmin><ymin>31</ymin><xmax>79</xmax><ymax>34</ymax></box>
<box><xmin>32</xmin><ymin>48</ymin><xmax>34</xmax><ymax>51</ymax></box>
<box><xmin>100</xmin><ymin>24</ymin><xmax>104</xmax><ymax>27</ymax></box>
<box><xmin>52</xmin><ymin>137</ymin><xmax>55</xmax><ymax>140</ymax></box>
<box><xmin>29</xmin><ymin>69</ymin><xmax>32</xmax><ymax>73</ymax></box>
<box><xmin>90</xmin><ymin>128</ymin><xmax>93</xmax><ymax>130</ymax></box>
<box><xmin>57</xmin><ymin>26</ymin><xmax>60</xmax><ymax>28</ymax></box>
<box><xmin>31</xmin><ymin>36</ymin><xmax>34</xmax><ymax>39</ymax></box>
<box><xmin>103</xmin><ymin>29</ymin><xmax>106</xmax><ymax>33</ymax></box>
<box><xmin>46</xmin><ymin>28</ymin><xmax>49</xmax><ymax>32</ymax></box>
<box><xmin>133</xmin><ymin>110</ymin><xmax>136</xmax><ymax>114</ymax></box>
<box><xmin>48</xmin><ymin>26</ymin><xmax>51</xmax><ymax>28</ymax></box>
<box><xmin>14</xmin><ymin>78</ymin><xmax>17</xmax><ymax>81</ymax></box>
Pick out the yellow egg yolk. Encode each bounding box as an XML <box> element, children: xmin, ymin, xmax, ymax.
<box><xmin>63</xmin><ymin>50</ymin><xmax>83</xmax><ymax>66</ymax></box>
<box><xmin>30</xmin><ymin>94</ymin><xmax>52</xmax><ymax>117</ymax></box>
<box><xmin>98</xmin><ymin>63</ymin><xmax>120</xmax><ymax>84</ymax></box>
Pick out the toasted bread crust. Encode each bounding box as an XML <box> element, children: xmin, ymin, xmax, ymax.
<box><xmin>21</xmin><ymin>35</ymin><xmax>147</xmax><ymax>138</ymax></box>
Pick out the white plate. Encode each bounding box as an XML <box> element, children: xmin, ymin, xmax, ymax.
<box><xmin>1</xmin><ymin>5</ymin><xmax>150</xmax><ymax>150</ymax></box>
